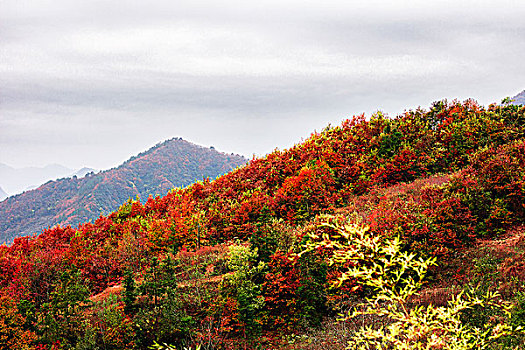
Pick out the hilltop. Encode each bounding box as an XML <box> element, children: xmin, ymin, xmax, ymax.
<box><xmin>0</xmin><ymin>100</ymin><xmax>524</xmax><ymax>349</ymax></box>
<box><xmin>0</xmin><ymin>138</ymin><xmax>246</xmax><ymax>244</ymax></box>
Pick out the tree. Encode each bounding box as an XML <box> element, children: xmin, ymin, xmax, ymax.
<box><xmin>37</xmin><ymin>267</ymin><xmax>90</xmax><ymax>348</ymax></box>
<box><xmin>134</xmin><ymin>255</ymin><xmax>194</xmax><ymax>347</ymax></box>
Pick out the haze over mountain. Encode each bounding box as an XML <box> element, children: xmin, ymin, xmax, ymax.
<box><xmin>73</xmin><ymin>167</ymin><xmax>98</xmax><ymax>178</ymax></box>
<box><xmin>0</xmin><ymin>163</ymin><xmax>97</xmax><ymax>197</ymax></box>
<box><xmin>0</xmin><ymin>186</ymin><xmax>7</xmax><ymax>202</ymax></box>
<box><xmin>0</xmin><ymin>138</ymin><xmax>247</xmax><ymax>244</ymax></box>
<box><xmin>512</xmin><ymin>90</ymin><xmax>525</xmax><ymax>105</ymax></box>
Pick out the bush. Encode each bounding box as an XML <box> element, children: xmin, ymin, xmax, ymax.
<box><xmin>301</xmin><ymin>214</ymin><xmax>522</xmax><ymax>349</ymax></box>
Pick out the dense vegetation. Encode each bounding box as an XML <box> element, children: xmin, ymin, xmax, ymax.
<box><xmin>0</xmin><ymin>138</ymin><xmax>246</xmax><ymax>244</ymax></box>
<box><xmin>0</xmin><ymin>99</ymin><xmax>524</xmax><ymax>349</ymax></box>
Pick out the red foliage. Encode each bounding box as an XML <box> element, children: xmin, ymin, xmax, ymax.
<box><xmin>273</xmin><ymin>160</ymin><xmax>339</xmax><ymax>222</ymax></box>
<box><xmin>262</xmin><ymin>251</ymin><xmax>303</xmax><ymax>330</ymax></box>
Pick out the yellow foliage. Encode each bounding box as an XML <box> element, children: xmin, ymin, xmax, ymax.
<box><xmin>300</xmin><ymin>214</ymin><xmax>522</xmax><ymax>350</ymax></box>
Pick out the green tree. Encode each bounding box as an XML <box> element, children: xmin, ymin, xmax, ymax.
<box><xmin>123</xmin><ymin>269</ymin><xmax>137</xmax><ymax>315</ymax></box>
<box><xmin>220</xmin><ymin>244</ymin><xmax>266</xmax><ymax>337</ymax></box>
<box><xmin>135</xmin><ymin>256</ymin><xmax>194</xmax><ymax>347</ymax></box>
<box><xmin>37</xmin><ymin>267</ymin><xmax>90</xmax><ymax>348</ymax></box>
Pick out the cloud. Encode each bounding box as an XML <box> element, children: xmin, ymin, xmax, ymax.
<box><xmin>1</xmin><ymin>0</ymin><xmax>524</xmax><ymax>169</ymax></box>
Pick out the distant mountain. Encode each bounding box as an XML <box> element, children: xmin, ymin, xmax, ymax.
<box><xmin>0</xmin><ymin>186</ymin><xmax>7</xmax><ymax>202</ymax></box>
<box><xmin>71</xmin><ymin>167</ymin><xmax>98</xmax><ymax>178</ymax></box>
<box><xmin>511</xmin><ymin>90</ymin><xmax>525</xmax><ymax>105</ymax></box>
<box><xmin>0</xmin><ymin>138</ymin><xmax>247</xmax><ymax>244</ymax></box>
<box><xmin>0</xmin><ymin>163</ymin><xmax>74</xmax><ymax>195</ymax></box>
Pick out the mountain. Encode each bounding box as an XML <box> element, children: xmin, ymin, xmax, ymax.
<box><xmin>0</xmin><ymin>163</ymin><xmax>74</xmax><ymax>195</ymax></box>
<box><xmin>72</xmin><ymin>167</ymin><xmax>97</xmax><ymax>178</ymax></box>
<box><xmin>0</xmin><ymin>100</ymin><xmax>524</xmax><ymax>349</ymax></box>
<box><xmin>0</xmin><ymin>186</ymin><xmax>7</xmax><ymax>201</ymax></box>
<box><xmin>0</xmin><ymin>138</ymin><xmax>247</xmax><ymax>244</ymax></box>
<box><xmin>511</xmin><ymin>89</ymin><xmax>525</xmax><ymax>105</ymax></box>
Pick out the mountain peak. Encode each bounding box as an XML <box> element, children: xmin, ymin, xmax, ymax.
<box><xmin>0</xmin><ymin>139</ymin><xmax>247</xmax><ymax>244</ymax></box>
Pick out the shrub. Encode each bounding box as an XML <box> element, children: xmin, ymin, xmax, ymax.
<box><xmin>301</xmin><ymin>214</ymin><xmax>522</xmax><ymax>349</ymax></box>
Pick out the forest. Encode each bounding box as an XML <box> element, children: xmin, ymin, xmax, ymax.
<box><xmin>1</xmin><ymin>99</ymin><xmax>524</xmax><ymax>349</ymax></box>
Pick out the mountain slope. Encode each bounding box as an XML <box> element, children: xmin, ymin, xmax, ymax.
<box><xmin>0</xmin><ymin>138</ymin><xmax>247</xmax><ymax>244</ymax></box>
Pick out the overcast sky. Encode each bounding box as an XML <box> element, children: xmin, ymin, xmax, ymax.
<box><xmin>1</xmin><ymin>0</ymin><xmax>524</xmax><ymax>170</ymax></box>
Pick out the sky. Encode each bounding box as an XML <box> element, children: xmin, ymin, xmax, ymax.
<box><xmin>1</xmin><ymin>0</ymin><xmax>524</xmax><ymax>170</ymax></box>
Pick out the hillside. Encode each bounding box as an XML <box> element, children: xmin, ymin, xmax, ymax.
<box><xmin>0</xmin><ymin>100</ymin><xmax>524</xmax><ymax>349</ymax></box>
<box><xmin>0</xmin><ymin>138</ymin><xmax>247</xmax><ymax>244</ymax></box>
